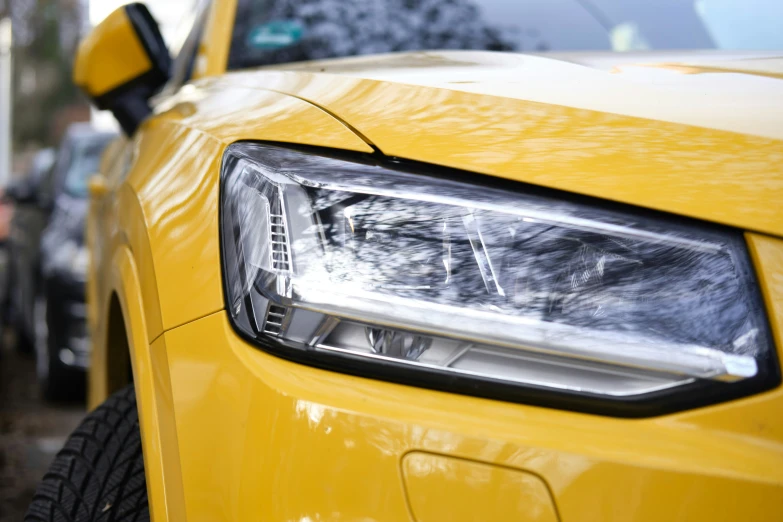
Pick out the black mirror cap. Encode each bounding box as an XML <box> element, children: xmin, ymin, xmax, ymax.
<box><xmin>93</xmin><ymin>3</ymin><xmax>172</xmax><ymax>136</ymax></box>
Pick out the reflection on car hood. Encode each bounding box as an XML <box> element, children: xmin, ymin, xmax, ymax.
<box><xmin>175</xmin><ymin>50</ymin><xmax>783</xmax><ymax>236</ymax></box>
<box><xmin>273</xmin><ymin>50</ymin><xmax>783</xmax><ymax>140</ymax></box>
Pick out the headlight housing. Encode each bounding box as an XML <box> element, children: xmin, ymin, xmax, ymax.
<box><xmin>220</xmin><ymin>143</ymin><xmax>777</xmax><ymax>416</ymax></box>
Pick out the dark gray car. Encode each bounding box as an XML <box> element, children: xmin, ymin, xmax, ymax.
<box><xmin>4</xmin><ymin>148</ymin><xmax>56</xmax><ymax>353</ymax></box>
<box><xmin>8</xmin><ymin>123</ymin><xmax>115</xmax><ymax>398</ymax></box>
<box><xmin>37</xmin><ymin>130</ymin><xmax>114</xmax><ymax>398</ymax></box>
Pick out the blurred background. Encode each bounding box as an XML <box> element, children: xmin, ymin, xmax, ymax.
<box><xmin>0</xmin><ymin>2</ymin><xmax>192</xmax><ymax>519</ymax></box>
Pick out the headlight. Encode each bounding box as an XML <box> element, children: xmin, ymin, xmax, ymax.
<box><xmin>220</xmin><ymin>143</ymin><xmax>777</xmax><ymax>415</ymax></box>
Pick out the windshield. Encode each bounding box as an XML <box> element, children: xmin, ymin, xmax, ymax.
<box><xmin>63</xmin><ymin>137</ymin><xmax>113</xmax><ymax>198</ymax></box>
<box><xmin>229</xmin><ymin>0</ymin><xmax>783</xmax><ymax>69</ymax></box>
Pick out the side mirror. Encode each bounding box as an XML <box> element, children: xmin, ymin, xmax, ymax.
<box><xmin>73</xmin><ymin>3</ymin><xmax>171</xmax><ymax>136</ymax></box>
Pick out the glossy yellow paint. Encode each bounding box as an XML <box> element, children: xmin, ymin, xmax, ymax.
<box><xmin>85</xmin><ymin>72</ymin><xmax>375</xmax><ymax>520</ymax></box>
<box><xmin>78</xmin><ymin>4</ymin><xmax>783</xmax><ymax>521</ymax></box>
<box><xmin>274</xmin><ymin>50</ymin><xmax>783</xmax><ymax>140</ymax></box>
<box><xmin>196</xmin><ymin>0</ymin><xmax>237</xmax><ymax>78</ymax></box>
<box><xmin>73</xmin><ymin>6</ymin><xmax>151</xmax><ymax>97</ymax></box>
<box><xmin>402</xmin><ymin>453</ymin><xmax>559</xmax><ymax>522</ymax></box>
<box><xmin>218</xmin><ymin>55</ymin><xmax>783</xmax><ymax>237</ymax></box>
<box><xmin>155</xmin><ymin>282</ymin><xmax>783</xmax><ymax>521</ymax></box>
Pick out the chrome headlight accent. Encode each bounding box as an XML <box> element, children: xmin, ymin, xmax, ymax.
<box><xmin>220</xmin><ymin>143</ymin><xmax>777</xmax><ymax>415</ymax></box>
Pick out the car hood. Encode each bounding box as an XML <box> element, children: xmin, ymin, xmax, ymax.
<box><xmin>274</xmin><ymin>50</ymin><xmax>783</xmax><ymax>140</ymax></box>
<box><xmin>205</xmin><ymin>50</ymin><xmax>783</xmax><ymax>235</ymax></box>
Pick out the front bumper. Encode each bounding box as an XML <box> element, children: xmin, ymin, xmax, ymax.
<box><xmin>155</xmin><ymin>233</ymin><xmax>783</xmax><ymax>521</ymax></box>
<box><xmin>45</xmin><ymin>273</ymin><xmax>89</xmax><ymax>369</ymax></box>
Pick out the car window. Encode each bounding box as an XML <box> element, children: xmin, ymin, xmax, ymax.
<box><xmin>63</xmin><ymin>137</ymin><xmax>115</xmax><ymax>199</ymax></box>
<box><xmin>228</xmin><ymin>0</ymin><xmax>783</xmax><ymax>70</ymax></box>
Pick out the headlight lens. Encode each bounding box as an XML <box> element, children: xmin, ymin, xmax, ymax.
<box><xmin>221</xmin><ymin>143</ymin><xmax>775</xmax><ymax>413</ymax></box>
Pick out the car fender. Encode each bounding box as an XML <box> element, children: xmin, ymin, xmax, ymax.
<box><xmin>97</xmin><ymin>244</ymin><xmax>187</xmax><ymax>522</ymax></box>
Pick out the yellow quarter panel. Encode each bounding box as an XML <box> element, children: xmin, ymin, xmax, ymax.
<box><xmin>73</xmin><ymin>6</ymin><xmax>151</xmax><ymax>97</ymax></box>
<box><xmin>402</xmin><ymin>453</ymin><xmax>559</xmax><ymax>522</ymax></box>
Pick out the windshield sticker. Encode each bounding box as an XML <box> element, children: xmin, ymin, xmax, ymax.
<box><xmin>247</xmin><ymin>20</ymin><xmax>304</xmax><ymax>50</ymax></box>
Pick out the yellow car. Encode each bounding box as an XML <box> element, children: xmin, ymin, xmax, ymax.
<box><xmin>27</xmin><ymin>1</ymin><xmax>783</xmax><ymax>521</ymax></box>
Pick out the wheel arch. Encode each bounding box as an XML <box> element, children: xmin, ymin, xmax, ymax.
<box><xmin>89</xmin><ymin>244</ymin><xmax>186</xmax><ymax>522</ymax></box>
<box><xmin>104</xmin><ymin>291</ymin><xmax>132</xmax><ymax>394</ymax></box>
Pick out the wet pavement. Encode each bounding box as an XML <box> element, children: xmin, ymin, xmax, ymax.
<box><xmin>0</xmin><ymin>337</ymin><xmax>85</xmax><ymax>521</ymax></box>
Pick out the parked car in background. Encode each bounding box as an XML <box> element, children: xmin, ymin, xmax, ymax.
<box><xmin>0</xmin><ymin>184</ymin><xmax>16</xmax><ymax>245</ymax></box>
<box><xmin>36</xmin><ymin>126</ymin><xmax>116</xmax><ymax>398</ymax></box>
<box><xmin>28</xmin><ymin>0</ymin><xmax>783</xmax><ymax>521</ymax></box>
<box><xmin>0</xmin><ymin>171</ymin><xmax>27</xmax><ymax>338</ymax></box>
<box><xmin>3</xmin><ymin>148</ymin><xmax>56</xmax><ymax>352</ymax></box>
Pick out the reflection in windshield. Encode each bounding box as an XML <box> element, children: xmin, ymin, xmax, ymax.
<box><xmin>696</xmin><ymin>0</ymin><xmax>783</xmax><ymax>50</ymax></box>
<box><xmin>229</xmin><ymin>0</ymin><xmax>783</xmax><ymax>69</ymax></box>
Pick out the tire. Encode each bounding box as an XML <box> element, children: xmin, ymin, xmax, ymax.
<box><xmin>25</xmin><ymin>385</ymin><xmax>150</xmax><ymax>522</ymax></box>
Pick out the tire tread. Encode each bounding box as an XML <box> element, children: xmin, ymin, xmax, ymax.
<box><xmin>25</xmin><ymin>386</ymin><xmax>149</xmax><ymax>522</ymax></box>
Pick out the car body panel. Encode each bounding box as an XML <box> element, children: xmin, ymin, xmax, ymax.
<box><xmin>110</xmin><ymin>245</ymin><xmax>179</xmax><ymax>522</ymax></box>
<box><xmin>90</xmin><ymin>79</ymin><xmax>783</xmax><ymax>522</ymax></box>
<box><xmin>86</xmin><ymin>88</ymin><xmax>377</xmax><ymax>521</ymax></box>
<box><xmin>274</xmin><ymin>50</ymin><xmax>783</xmax><ymax>140</ymax></box>
<box><xmin>158</xmin><ymin>260</ymin><xmax>783</xmax><ymax>521</ymax></box>
<box><xmin>87</xmin><ymin>90</ymin><xmax>372</xmax><ymax>372</ymax></box>
<box><xmin>139</xmin><ymin>90</ymin><xmax>371</xmax><ymax>341</ymax></box>
<box><xmin>401</xmin><ymin>453</ymin><xmax>559</xmax><ymax>522</ymax></box>
<box><xmin>152</xmin><ymin>85</ymin><xmax>374</xmax><ymax>152</ymax></box>
<box><xmin>205</xmin><ymin>57</ymin><xmax>783</xmax><ymax>238</ymax></box>
<box><xmin>543</xmin><ymin>51</ymin><xmax>783</xmax><ymax>79</ymax></box>
<box><xmin>81</xmin><ymin>5</ymin><xmax>783</xmax><ymax>521</ymax></box>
